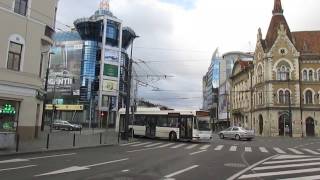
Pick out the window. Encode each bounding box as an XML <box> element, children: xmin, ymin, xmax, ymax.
<box><xmin>305</xmin><ymin>90</ymin><xmax>313</xmax><ymax>104</ymax></box>
<box><xmin>232</xmin><ymin>127</ymin><xmax>239</xmax><ymax>131</ymax></box>
<box><xmin>168</xmin><ymin>117</ymin><xmax>179</xmax><ymax>128</ymax></box>
<box><xmin>7</xmin><ymin>42</ymin><xmax>23</xmax><ymax>71</ymax></box>
<box><xmin>133</xmin><ymin>115</ymin><xmax>145</xmax><ymax>126</ymax></box>
<box><xmin>257</xmin><ymin>66</ymin><xmax>263</xmax><ymax>83</ymax></box>
<box><xmin>157</xmin><ymin>116</ymin><xmax>168</xmax><ymax>127</ymax></box>
<box><xmin>277</xmin><ymin>65</ymin><xmax>290</xmax><ymax>80</ymax></box>
<box><xmin>39</xmin><ymin>54</ymin><xmax>44</xmax><ymax>78</ymax></box>
<box><xmin>309</xmin><ymin>70</ymin><xmax>314</xmax><ymax>81</ymax></box>
<box><xmin>14</xmin><ymin>0</ymin><xmax>28</xmax><ymax>16</ymax></box>
<box><xmin>318</xmin><ymin>70</ymin><xmax>320</xmax><ymax>81</ymax></box>
<box><xmin>279</xmin><ymin>90</ymin><xmax>284</xmax><ymax>104</ymax></box>
<box><xmin>259</xmin><ymin>92</ymin><xmax>263</xmax><ymax>105</ymax></box>
<box><xmin>303</xmin><ymin>70</ymin><xmax>308</xmax><ymax>81</ymax></box>
<box><xmin>284</xmin><ymin>90</ymin><xmax>290</xmax><ymax>104</ymax></box>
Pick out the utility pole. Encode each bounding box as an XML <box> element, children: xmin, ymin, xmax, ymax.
<box><xmin>41</xmin><ymin>52</ymin><xmax>54</xmax><ymax>131</ymax></box>
<box><xmin>124</xmin><ymin>35</ymin><xmax>139</xmax><ymax>140</ymax></box>
<box><xmin>288</xmin><ymin>72</ymin><xmax>292</xmax><ymax>137</ymax></box>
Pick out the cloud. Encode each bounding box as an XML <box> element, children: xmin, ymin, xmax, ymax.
<box><xmin>56</xmin><ymin>0</ymin><xmax>320</xmax><ymax>109</ymax></box>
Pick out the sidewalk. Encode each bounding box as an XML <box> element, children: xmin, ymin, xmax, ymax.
<box><xmin>0</xmin><ymin>128</ymin><xmax>131</xmax><ymax>156</ymax></box>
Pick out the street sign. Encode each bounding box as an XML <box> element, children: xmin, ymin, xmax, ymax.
<box><xmin>45</xmin><ymin>104</ymin><xmax>84</xmax><ymax>111</ymax></box>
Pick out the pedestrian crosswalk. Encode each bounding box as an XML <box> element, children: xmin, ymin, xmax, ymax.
<box><xmin>122</xmin><ymin>141</ymin><xmax>320</xmax><ymax>155</ymax></box>
<box><xmin>237</xmin><ymin>155</ymin><xmax>320</xmax><ymax>179</ymax></box>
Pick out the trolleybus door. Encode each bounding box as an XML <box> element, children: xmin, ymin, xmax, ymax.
<box><xmin>146</xmin><ymin>116</ymin><xmax>156</xmax><ymax>138</ymax></box>
<box><xmin>179</xmin><ymin>116</ymin><xmax>193</xmax><ymax>139</ymax></box>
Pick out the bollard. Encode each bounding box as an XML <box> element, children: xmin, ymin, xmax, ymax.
<box><xmin>46</xmin><ymin>133</ymin><xmax>50</xmax><ymax>149</ymax></box>
<box><xmin>100</xmin><ymin>133</ymin><xmax>102</xmax><ymax>145</ymax></box>
<box><xmin>73</xmin><ymin>133</ymin><xmax>76</xmax><ymax>147</ymax></box>
<box><xmin>15</xmin><ymin>134</ymin><xmax>20</xmax><ymax>152</ymax></box>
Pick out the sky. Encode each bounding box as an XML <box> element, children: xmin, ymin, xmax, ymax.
<box><xmin>56</xmin><ymin>0</ymin><xmax>320</xmax><ymax>110</ymax></box>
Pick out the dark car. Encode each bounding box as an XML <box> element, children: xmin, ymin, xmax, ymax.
<box><xmin>52</xmin><ymin>120</ymin><xmax>82</xmax><ymax>131</ymax></box>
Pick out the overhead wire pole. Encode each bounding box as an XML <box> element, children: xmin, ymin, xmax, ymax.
<box><xmin>124</xmin><ymin>35</ymin><xmax>139</xmax><ymax>140</ymax></box>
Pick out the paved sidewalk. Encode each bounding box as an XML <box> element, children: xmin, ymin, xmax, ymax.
<box><xmin>0</xmin><ymin>128</ymin><xmax>132</xmax><ymax>156</ymax></box>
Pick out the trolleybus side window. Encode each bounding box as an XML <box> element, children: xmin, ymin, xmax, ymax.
<box><xmin>133</xmin><ymin>115</ymin><xmax>146</xmax><ymax>126</ymax></box>
<box><xmin>168</xmin><ymin>117</ymin><xmax>179</xmax><ymax>128</ymax></box>
<box><xmin>157</xmin><ymin>116</ymin><xmax>168</xmax><ymax>127</ymax></box>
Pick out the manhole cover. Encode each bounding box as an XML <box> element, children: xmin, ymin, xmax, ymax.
<box><xmin>224</xmin><ymin>163</ymin><xmax>247</xmax><ymax>168</ymax></box>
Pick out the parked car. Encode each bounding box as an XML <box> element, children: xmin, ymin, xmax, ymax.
<box><xmin>52</xmin><ymin>120</ymin><xmax>82</xmax><ymax>131</ymax></box>
<box><xmin>219</xmin><ymin>126</ymin><xmax>254</xmax><ymax>141</ymax></box>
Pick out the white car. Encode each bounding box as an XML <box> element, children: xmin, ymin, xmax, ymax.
<box><xmin>219</xmin><ymin>126</ymin><xmax>254</xmax><ymax>141</ymax></box>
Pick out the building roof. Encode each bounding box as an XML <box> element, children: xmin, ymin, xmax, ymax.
<box><xmin>292</xmin><ymin>31</ymin><xmax>320</xmax><ymax>54</ymax></box>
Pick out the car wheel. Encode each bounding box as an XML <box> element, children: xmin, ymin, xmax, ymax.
<box><xmin>235</xmin><ymin>134</ymin><xmax>241</xmax><ymax>141</ymax></box>
<box><xmin>219</xmin><ymin>133</ymin><xmax>224</xmax><ymax>139</ymax></box>
<box><xmin>169</xmin><ymin>132</ymin><xmax>177</xmax><ymax>141</ymax></box>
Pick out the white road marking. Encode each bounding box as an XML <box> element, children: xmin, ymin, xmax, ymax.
<box><xmin>226</xmin><ymin>155</ymin><xmax>278</xmax><ymax>180</ymax></box>
<box><xmin>127</xmin><ymin>147</ymin><xmax>162</xmax><ymax>153</ymax></box>
<box><xmin>239</xmin><ymin>167</ymin><xmax>320</xmax><ymax>179</ymax></box>
<box><xmin>273</xmin><ymin>155</ymin><xmax>311</xmax><ymax>160</ymax></box>
<box><xmin>185</xmin><ymin>144</ymin><xmax>198</xmax><ymax>149</ymax></box>
<box><xmin>158</xmin><ymin>143</ymin><xmax>174</xmax><ymax>148</ymax></box>
<box><xmin>259</xmin><ymin>147</ymin><xmax>268</xmax><ymax>153</ymax></box>
<box><xmin>121</xmin><ymin>169</ymin><xmax>130</xmax><ymax>172</ymax></box>
<box><xmin>214</xmin><ymin>145</ymin><xmax>224</xmax><ymax>151</ymax></box>
<box><xmin>263</xmin><ymin>157</ymin><xmax>320</xmax><ymax>165</ymax></box>
<box><xmin>131</xmin><ymin>142</ymin><xmax>152</xmax><ymax>147</ymax></box>
<box><xmin>302</xmin><ymin>148</ymin><xmax>320</xmax><ymax>155</ymax></box>
<box><xmin>35</xmin><ymin>158</ymin><xmax>128</xmax><ymax>177</ymax></box>
<box><xmin>0</xmin><ymin>153</ymin><xmax>76</xmax><ymax>164</ymax></box>
<box><xmin>170</xmin><ymin>144</ymin><xmax>185</xmax><ymax>149</ymax></box>
<box><xmin>200</xmin><ymin>145</ymin><xmax>210</xmax><ymax>150</ymax></box>
<box><xmin>189</xmin><ymin>150</ymin><xmax>207</xmax><ymax>155</ymax></box>
<box><xmin>230</xmin><ymin>146</ymin><xmax>237</xmax><ymax>152</ymax></box>
<box><xmin>253</xmin><ymin>161</ymin><xmax>320</xmax><ymax>171</ymax></box>
<box><xmin>279</xmin><ymin>175</ymin><xmax>320</xmax><ymax>180</ymax></box>
<box><xmin>273</xmin><ymin>147</ymin><xmax>286</xmax><ymax>154</ymax></box>
<box><xmin>0</xmin><ymin>165</ymin><xmax>36</xmax><ymax>172</ymax></box>
<box><xmin>245</xmin><ymin>147</ymin><xmax>252</xmax><ymax>152</ymax></box>
<box><xmin>120</xmin><ymin>142</ymin><xmax>140</xmax><ymax>146</ymax></box>
<box><xmin>164</xmin><ymin>165</ymin><xmax>199</xmax><ymax>178</ymax></box>
<box><xmin>145</xmin><ymin>143</ymin><xmax>163</xmax><ymax>147</ymax></box>
<box><xmin>287</xmin><ymin>148</ymin><xmax>304</xmax><ymax>155</ymax></box>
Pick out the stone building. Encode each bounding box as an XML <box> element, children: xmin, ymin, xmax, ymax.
<box><xmin>0</xmin><ymin>0</ymin><xmax>58</xmax><ymax>139</ymax></box>
<box><xmin>231</xmin><ymin>0</ymin><xmax>320</xmax><ymax>137</ymax></box>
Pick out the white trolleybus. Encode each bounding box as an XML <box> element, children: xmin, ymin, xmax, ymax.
<box><xmin>116</xmin><ymin>108</ymin><xmax>212</xmax><ymax>141</ymax></box>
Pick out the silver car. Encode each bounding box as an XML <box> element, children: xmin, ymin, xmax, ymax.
<box><xmin>219</xmin><ymin>126</ymin><xmax>254</xmax><ymax>141</ymax></box>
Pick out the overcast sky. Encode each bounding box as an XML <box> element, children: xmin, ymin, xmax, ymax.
<box><xmin>56</xmin><ymin>0</ymin><xmax>320</xmax><ymax>110</ymax></box>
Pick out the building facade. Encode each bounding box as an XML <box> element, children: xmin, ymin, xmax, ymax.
<box><xmin>231</xmin><ymin>0</ymin><xmax>320</xmax><ymax>137</ymax></box>
<box><xmin>0</xmin><ymin>0</ymin><xmax>58</xmax><ymax>139</ymax></box>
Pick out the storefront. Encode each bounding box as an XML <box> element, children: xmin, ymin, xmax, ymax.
<box><xmin>0</xmin><ymin>100</ymin><xmax>19</xmax><ymax>133</ymax></box>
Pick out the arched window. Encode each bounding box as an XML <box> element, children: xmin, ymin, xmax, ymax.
<box><xmin>279</xmin><ymin>90</ymin><xmax>284</xmax><ymax>104</ymax></box>
<box><xmin>277</xmin><ymin>65</ymin><xmax>290</xmax><ymax>80</ymax></box>
<box><xmin>309</xmin><ymin>70</ymin><xmax>314</xmax><ymax>81</ymax></box>
<box><xmin>303</xmin><ymin>70</ymin><xmax>308</xmax><ymax>81</ymax></box>
<box><xmin>305</xmin><ymin>90</ymin><xmax>313</xmax><ymax>104</ymax></box>
<box><xmin>318</xmin><ymin>70</ymin><xmax>320</xmax><ymax>81</ymax></box>
<box><xmin>285</xmin><ymin>90</ymin><xmax>290</xmax><ymax>104</ymax></box>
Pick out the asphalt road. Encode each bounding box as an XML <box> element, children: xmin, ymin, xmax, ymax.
<box><xmin>0</xmin><ymin>136</ymin><xmax>319</xmax><ymax>180</ymax></box>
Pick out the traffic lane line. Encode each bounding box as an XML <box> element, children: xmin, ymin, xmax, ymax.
<box><xmin>0</xmin><ymin>153</ymin><xmax>77</xmax><ymax>164</ymax></box>
<box><xmin>0</xmin><ymin>165</ymin><xmax>37</xmax><ymax>172</ymax></box>
<box><xmin>189</xmin><ymin>150</ymin><xmax>207</xmax><ymax>155</ymax></box>
<box><xmin>253</xmin><ymin>161</ymin><xmax>320</xmax><ymax>171</ymax></box>
<box><xmin>164</xmin><ymin>165</ymin><xmax>199</xmax><ymax>178</ymax></box>
<box><xmin>263</xmin><ymin>157</ymin><xmax>320</xmax><ymax>165</ymax></box>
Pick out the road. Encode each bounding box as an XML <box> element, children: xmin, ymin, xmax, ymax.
<box><xmin>0</xmin><ymin>136</ymin><xmax>320</xmax><ymax>180</ymax></box>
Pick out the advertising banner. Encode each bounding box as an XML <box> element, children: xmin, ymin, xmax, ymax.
<box><xmin>103</xmin><ymin>64</ymin><xmax>118</xmax><ymax>77</ymax></box>
<box><xmin>104</xmin><ymin>49</ymin><xmax>119</xmax><ymax>64</ymax></box>
<box><xmin>102</xmin><ymin>80</ymin><xmax>118</xmax><ymax>92</ymax></box>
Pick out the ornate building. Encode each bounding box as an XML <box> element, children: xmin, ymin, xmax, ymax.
<box><xmin>231</xmin><ymin>0</ymin><xmax>320</xmax><ymax>137</ymax></box>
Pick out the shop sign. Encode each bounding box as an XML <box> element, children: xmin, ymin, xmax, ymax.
<box><xmin>45</xmin><ymin>104</ymin><xmax>84</xmax><ymax>111</ymax></box>
<box><xmin>103</xmin><ymin>64</ymin><xmax>118</xmax><ymax>77</ymax></box>
<box><xmin>102</xmin><ymin>80</ymin><xmax>117</xmax><ymax>92</ymax></box>
<box><xmin>0</xmin><ymin>104</ymin><xmax>16</xmax><ymax>115</ymax></box>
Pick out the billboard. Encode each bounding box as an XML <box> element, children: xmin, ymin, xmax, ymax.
<box><xmin>104</xmin><ymin>49</ymin><xmax>119</xmax><ymax>64</ymax></box>
<box><xmin>103</xmin><ymin>64</ymin><xmax>118</xmax><ymax>77</ymax></box>
<box><xmin>218</xmin><ymin>81</ymin><xmax>230</xmax><ymax>120</ymax></box>
<box><xmin>102</xmin><ymin>80</ymin><xmax>117</xmax><ymax>92</ymax></box>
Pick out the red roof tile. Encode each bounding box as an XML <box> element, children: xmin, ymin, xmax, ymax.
<box><xmin>292</xmin><ymin>31</ymin><xmax>320</xmax><ymax>54</ymax></box>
